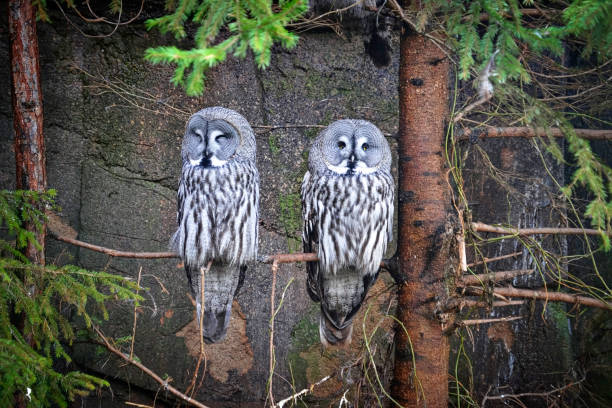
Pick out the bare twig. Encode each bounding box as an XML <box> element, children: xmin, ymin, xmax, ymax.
<box><xmin>466</xmin><ymin>286</ymin><xmax>611</xmax><ymax>310</ymax></box>
<box><xmin>274</xmin><ymin>375</ymin><xmax>332</xmax><ymax>408</ymax></box>
<box><xmin>460</xmin><ymin>269</ymin><xmax>535</xmax><ymax>286</ymax></box>
<box><xmin>92</xmin><ymin>325</ymin><xmax>211</xmax><ymax>408</ymax></box>
<box><xmin>453</xmin><ymin>93</ymin><xmax>494</xmax><ymax>123</ymax></box>
<box><xmin>457</xmin><ymin>127</ymin><xmax>612</xmax><ymax>141</ymax></box>
<box><xmin>472</xmin><ymin>222</ymin><xmax>609</xmax><ymax>237</ymax></box>
<box><xmin>467</xmin><ymin>251</ymin><xmax>523</xmax><ymax>267</ymax></box>
<box><xmin>482</xmin><ymin>375</ymin><xmax>585</xmax><ymax>407</ymax></box>
<box><xmin>186</xmin><ymin>261</ymin><xmax>212</xmax><ymax>397</ymax></box>
<box><xmin>129</xmin><ymin>266</ymin><xmax>142</xmax><ymax>360</ymax></box>
<box><xmin>267</xmin><ymin>260</ymin><xmax>279</xmax><ymax>407</ymax></box>
<box><xmin>461</xmin><ymin>316</ymin><xmax>522</xmax><ymax>325</ymax></box>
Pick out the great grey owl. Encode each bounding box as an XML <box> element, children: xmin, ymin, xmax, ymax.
<box><xmin>301</xmin><ymin>119</ymin><xmax>394</xmax><ymax>346</ymax></box>
<box><xmin>171</xmin><ymin>107</ymin><xmax>259</xmax><ymax>343</ymax></box>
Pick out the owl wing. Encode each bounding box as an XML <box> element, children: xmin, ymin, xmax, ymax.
<box><xmin>301</xmin><ymin>171</ymin><xmax>320</xmax><ymax>302</ymax></box>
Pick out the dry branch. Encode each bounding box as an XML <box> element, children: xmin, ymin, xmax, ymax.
<box><xmin>457</xmin><ymin>127</ymin><xmax>612</xmax><ymax>141</ymax></box>
<box><xmin>274</xmin><ymin>375</ymin><xmax>332</xmax><ymax>408</ymax></box>
<box><xmin>51</xmin><ymin>233</ymin><xmax>178</xmax><ymax>258</ymax></box>
<box><xmin>472</xmin><ymin>222</ymin><xmax>609</xmax><ymax>237</ymax></box>
<box><xmin>461</xmin><ymin>316</ymin><xmax>522</xmax><ymax>325</ymax></box>
<box><xmin>445</xmin><ymin>297</ymin><xmax>525</xmax><ymax>310</ymax></box>
<box><xmin>466</xmin><ymin>286</ymin><xmax>611</xmax><ymax>310</ymax></box>
<box><xmin>460</xmin><ymin>269</ymin><xmax>535</xmax><ymax>285</ymax></box>
<box><xmin>467</xmin><ymin>251</ymin><xmax>522</xmax><ymax>267</ymax></box>
<box><xmin>93</xmin><ymin>326</ymin><xmax>211</xmax><ymax>408</ymax></box>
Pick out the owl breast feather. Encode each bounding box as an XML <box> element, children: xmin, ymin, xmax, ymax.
<box><xmin>171</xmin><ymin>159</ymin><xmax>259</xmax><ymax>267</ymax></box>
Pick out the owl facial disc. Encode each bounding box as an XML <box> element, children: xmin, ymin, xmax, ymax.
<box><xmin>318</xmin><ymin>120</ymin><xmax>386</xmax><ymax>175</ymax></box>
<box><xmin>185</xmin><ymin>116</ymin><xmax>240</xmax><ymax>168</ymax></box>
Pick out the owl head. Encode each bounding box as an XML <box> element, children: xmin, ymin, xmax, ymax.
<box><xmin>182</xmin><ymin>107</ymin><xmax>256</xmax><ymax>167</ymax></box>
<box><xmin>309</xmin><ymin>119</ymin><xmax>391</xmax><ymax>175</ymax></box>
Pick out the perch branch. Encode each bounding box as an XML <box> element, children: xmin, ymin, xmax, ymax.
<box><xmin>472</xmin><ymin>222</ymin><xmax>609</xmax><ymax>237</ymax></box>
<box><xmin>51</xmin><ymin>233</ymin><xmax>178</xmax><ymax>258</ymax></box>
<box><xmin>457</xmin><ymin>127</ymin><xmax>612</xmax><ymax>141</ymax></box>
<box><xmin>92</xmin><ymin>325</ymin><xmax>211</xmax><ymax>408</ymax></box>
<box><xmin>459</xmin><ymin>269</ymin><xmax>535</xmax><ymax>285</ymax></box>
<box><xmin>467</xmin><ymin>251</ymin><xmax>522</xmax><ymax>267</ymax></box>
<box><xmin>260</xmin><ymin>253</ymin><xmax>319</xmax><ymax>264</ymax></box>
<box><xmin>466</xmin><ymin>286</ymin><xmax>611</xmax><ymax>310</ymax></box>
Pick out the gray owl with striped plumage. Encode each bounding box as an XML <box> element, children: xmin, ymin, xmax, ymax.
<box><xmin>301</xmin><ymin>119</ymin><xmax>394</xmax><ymax>346</ymax></box>
<box><xmin>171</xmin><ymin>107</ymin><xmax>259</xmax><ymax>343</ymax></box>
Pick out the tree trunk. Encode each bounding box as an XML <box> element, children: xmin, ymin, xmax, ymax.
<box><xmin>9</xmin><ymin>0</ymin><xmax>46</xmax><ymax>263</ymax></box>
<box><xmin>9</xmin><ymin>1</ymin><xmax>46</xmax><ymax>406</ymax></box>
<box><xmin>391</xmin><ymin>28</ymin><xmax>451</xmax><ymax>407</ymax></box>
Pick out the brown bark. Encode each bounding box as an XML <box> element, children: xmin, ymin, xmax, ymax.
<box><xmin>391</xmin><ymin>28</ymin><xmax>450</xmax><ymax>407</ymax></box>
<box><xmin>9</xmin><ymin>1</ymin><xmax>45</xmax><ymax>406</ymax></box>
<box><xmin>9</xmin><ymin>0</ymin><xmax>46</xmax><ymax>264</ymax></box>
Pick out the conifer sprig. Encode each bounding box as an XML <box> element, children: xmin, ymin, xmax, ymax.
<box><xmin>144</xmin><ymin>0</ymin><xmax>309</xmax><ymax>95</ymax></box>
<box><xmin>0</xmin><ymin>190</ymin><xmax>142</xmax><ymax>406</ymax></box>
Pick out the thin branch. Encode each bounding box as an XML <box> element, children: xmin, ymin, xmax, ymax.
<box><xmin>129</xmin><ymin>266</ymin><xmax>142</xmax><ymax>360</ymax></box>
<box><xmin>457</xmin><ymin>127</ymin><xmax>612</xmax><ymax>141</ymax></box>
<box><xmin>92</xmin><ymin>325</ymin><xmax>211</xmax><ymax>408</ymax></box>
<box><xmin>467</xmin><ymin>251</ymin><xmax>523</xmax><ymax>267</ymax></box>
<box><xmin>482</xmin><ymin>375</ymin><xmax>585</xmax><ymax>407</ymax></box>
<box><xmin>260</xmin><ymin>253</ymin><xmax>319</xmax><ymax>264</ymax></box>
<box><xmin>460</xmin><ymin>269</ymin><xmax>535</xmax><ymax>285</ymax></box>
<box><xmin>51</xmin><ymin>233</ymin><xmax>178</xmax><ymax>258</ymax></box>
<box><xmin>445</xmin><ymin>297</ymin><xmax>526</xmax><ymax>311</ymax></box>
<box><xmin>472</xmin><ymin>222</ymin><xmax>609</xmax><ymax>237</ymax></box>
<box><xmin>461</xmin><ymin>316</ymin><xmax>522</xmax><ymax>325</ymax></box>
<box><xmin>274</xmin><ymin>375</ymin><xmax>332</xmax><ymax>408</ymax></box>
<box><xmin>453</xmin><ymin>94</ymin><xmax>494</xmax><ymax>123</ymax></box>
<box><xmin>466</xmin><ymin>286</ymin><xmax>611</xmax><ymax>310</ymax></box>
<box><xmin>267</xmin><ymin>259</ymin><xmax>279</xmax><ymax>407</ymax></box>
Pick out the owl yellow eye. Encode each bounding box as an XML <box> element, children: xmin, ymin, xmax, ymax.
<box><xmin>337</xmin><ymin>141</ymin><xmax>346</xmax><ymax>149</ymax></box>
<box><xmin>362</xmin><ymin>143</ymin><xmax>369</xmax><ymax>151</ymax></box>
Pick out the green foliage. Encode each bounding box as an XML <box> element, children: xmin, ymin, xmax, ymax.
<box><xmin>438</xmin><ymin>0</ymin><xmax>564</xmax><ymax>82</ymax></box>
<box><xmin>145</xmin><ymin>0</ymin><xmax>309</xmax><ymax>95</ymax></box>
<box><xmin>0</xmin><ymin>190</ymin><xmax>142</xmax><ymax>407</ymax></box>
<box><xmin>562</xmin><ymin>0</ymin><xmax>612</xmax><ymax>59</ymax></box>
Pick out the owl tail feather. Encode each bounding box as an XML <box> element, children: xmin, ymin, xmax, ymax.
<box><xmin>196</xmin><ymin>301</ymin><xmax>232</xmax><ymax>344</ymax></box>
<box><xmin>319</xmin><ymin>314</ymin><xmax>353</xmax><ymax>347</ymax></box>
<box><xmin>191</xmin><ymin>264</ymin><xmax>244</xmax><ymax>344</ymax></box>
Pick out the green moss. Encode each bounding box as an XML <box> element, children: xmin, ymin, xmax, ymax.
<box><xmin>547</xmin><ymin>302</ymin><xmax>572</xmax><ymax>369</ymax></box>
<box><xmin>287</xmin><ymin>304</ymin><xmax>320</xmax><ymax>388</ymax></box>
<box><xmin>268</xmin><ymin>133</ymin><xmax>280</xmax><ymax>157</ymax></box>
<box><xmin>279</xmin><ymin>192</ymin><xmax>302</xmax><ymax>252</ymax></box>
